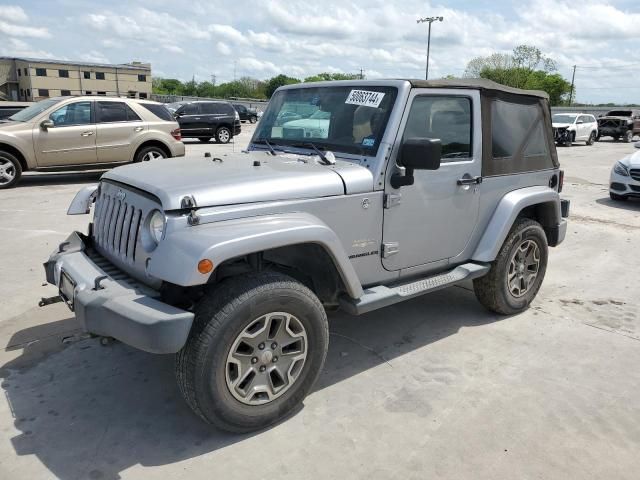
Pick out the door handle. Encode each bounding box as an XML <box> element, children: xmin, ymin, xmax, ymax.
<box><xmin>194</xmin><ymin>117</ymin><xmax>201</xmax><ymax>120</ymax></box>
<box><xmin>134</xmin><ymin>126</ymin><xmax>144</xmax><ymax>132</ymax></box>
<box><xmin>457</xmin><ymin>175</ymin><xmax>482</xmax><ymax>186</ymax></box>
<box><xmin>81</xmin><ymin>131</ymin><xmax>94</xmax><ymax>137</ymax></box>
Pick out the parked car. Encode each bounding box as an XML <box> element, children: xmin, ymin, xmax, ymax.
<box><xmin>0</xmin><ymin>101</ymin><xmax>32</xmax><ymax>120</ymax></box>
<box><xmin>597</xmin><ymin>109</ymin><xmax>640</xmax><ymax>142</ymax></box>
<box><xmin>552</xmin><ymin>113</ymin><xmax>598</xmax><ymax>146</ymax></box>
<box><xmin>609</xmin><ymin>141</ymin><xmax>640</xmax><ymax>201</ymax></box>
<box><xmin>280</xmin><ymin>109</ymin><xmax>331</xmax><ymax>139</ymax></box>
<box><xmin>0</xmin><ymin>97</ymin><xmax>184</xmax><ymax>189</ymax></box>
<box><xmin>44</xmin><ymin>79</ymin><xmax>568</xmax><ymax>432</ymax></box>
<box><xmin>169</xmin><ymin>100</ymin><xmax>241</xmax><ymax>143</ymax></box>
<box><xmin>232</xmin><ymin>103</ymin><xmax>259</xmax><ymax>123</ymax></box>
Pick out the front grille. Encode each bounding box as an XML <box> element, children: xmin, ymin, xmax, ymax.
<box><xmin>93</xmin><ymin>190</ymin><xmax>143</xmax><ymax>263</ymax></box>
<box><xmin>630</xmin><ymin>169</ymin><xmax>640</xmax><ymax>182</ymax></box>
<box><xmin>91</xmin><ymin>181</ymin><xmax>163</xmax><ymax>288</ymax></box>
<box><xmin>630</xmin><ymin>185</ymin><xmax>640</xmax><ymax>193</ymax></box>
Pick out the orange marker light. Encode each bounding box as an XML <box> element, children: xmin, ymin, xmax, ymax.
<box><xmin>197</xmin><ymin>259</ymin><xmax>214</xmax><ymax>274</ymax></box>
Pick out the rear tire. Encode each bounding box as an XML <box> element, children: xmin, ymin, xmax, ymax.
<box><xmin>198</xmin><ymin>137</ymin><xmax>211</xmax><ymax>143</ymax></box>
<box><xmin>215</xmin><ymin>126</ymin><xmax>231</xmax><ymax>144</ymax></box>
<box><xmin>249</xmin><ymin>116</ymin><xmax>257</xmax><ymax>124</ymax></box>
<box><xmin>623</xmin><ymin>130</ymin><xmax>633</xmax><ymax>143</ymax></box>
<box><xmin>473</xmin><ymin>218</ymin><xmax>548</xmax><ymax>315</ymax></box>
<box><xmin>135</xmin><ymin>145</ymin><xmax>167</xmax><ymax>162</ymax></box>
<box><xmin>586</xmin><ymin>131</ymin><xmax>596</xmax><ymax>145</ymax></box>
<box><xmin>610</xmin><ymin>192</ymin><xmax>628</xmax><ymax>201</ymax></box>
<box><xmin>176</xmin><ymin>272</ymin><xmax>329</xmax><ymax>432</ymax></box>
<box><xmin>0</xmin><ymin>151</ymin><xmax>22</xmax><ymax>189</ymax></box>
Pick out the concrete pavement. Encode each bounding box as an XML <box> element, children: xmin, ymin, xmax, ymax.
<box><xmin>1</xmin><ymin>129</ymin><xmax>639</xmax><ymax>479</ymax></box>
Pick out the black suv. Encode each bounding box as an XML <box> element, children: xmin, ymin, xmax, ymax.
<box><xmin>232</xmin><ymin>103</ymin><xmax>259</xmax><ymax>124</ymax></box>
<box><xmin>169</xmin><ymin>101</ymin><xmax>241</xmax><ymax>143</ymax></box>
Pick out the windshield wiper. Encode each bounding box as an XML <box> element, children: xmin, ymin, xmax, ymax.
<box><xmin>254</xmin><ymin>138</ymin><xmax>277</xmax><ymax>155</ymax></box>
<box><xmin>291</xmin><ymin>142</ymin><xmax>336</xmax><ymax>165</ymax></box>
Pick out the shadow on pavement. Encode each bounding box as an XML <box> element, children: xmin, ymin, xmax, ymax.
<box><xmin>19</xmin><ymin>171</ymin><xmax>105</xmax><ymax>188</ymax></box>
<box><xmin>1</xmin><ymin>286</ymin><xmax>500</xmax><ymax>480</ymax></box>
<box><xmin>595</xmin><ymin>196</ymin><xmax>640</xmax><ymax>209</ymax></box>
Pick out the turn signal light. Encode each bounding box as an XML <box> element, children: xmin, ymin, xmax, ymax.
<box><xmin>171</xmin><ymin>128</ymin><xmax>182</xmax><ymax>141</ymax></box>
<box><xmin>197</xmin><ymin>259</ymin><xmax>214</xmax><ymax>274</ymax></box>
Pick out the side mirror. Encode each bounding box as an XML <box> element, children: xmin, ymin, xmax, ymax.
<box><xmin>40</xmin><ymin>119</ymin><xmax>54</xmax><ymax>130</ymax></box>
<box><xmin>391</xmin><ymin>138</ymin><xmax>442</xmax><ymax>188</ymax></box>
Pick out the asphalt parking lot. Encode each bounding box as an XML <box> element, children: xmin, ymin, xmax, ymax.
<box><xmin>1</xmin><ymin>127</ymin><xmax>639</xmax><ymax>479</ymax></box>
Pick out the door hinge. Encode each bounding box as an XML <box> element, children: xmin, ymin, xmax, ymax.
<box><xmin>384</xmin><ymin>193</ymin><xmax>402</xmax><ymax>209</ymax></box>
<box><xmin>382</xmin><ymin>242</ymin><xmax>399</xmax><ymax>258</ymax></box>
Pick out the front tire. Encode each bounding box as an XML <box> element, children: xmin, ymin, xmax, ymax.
<box><xmin>215</xmin><ymin>126</ymin><xmax>232</xmax><ymax>144</ymax></box>
<box><xmin>473</xmin><ymin>218</ymin><xmax>548</xmax><ymax>315</ymax></box>
<box><xmin>0</xmin><ymin>151</ymin><xmax>22</xmax><ymax>189</ymax></box>
<box><xmin>249</xmin><ymin>116</ymin><xmax>257</xmax><ymax>124</ymax></box>
<box><xmin>623</xmin><ymin>130</ymin><xmax>633</xmax><ymax>143</ymax></box>
<box><xmin>135</xmin><ymin>145</ymin><xmax>167</xmax><ymax>162</ymax></box>
<box><xmin>176</xmin><ymin>272</ymin><xmax>329</xmax><ymax>432</ymax></box>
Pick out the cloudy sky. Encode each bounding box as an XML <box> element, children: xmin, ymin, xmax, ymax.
<box><xmin>1</xmin><ymin>0</ymin><xmax>639</xmax><ymax>103</ymax></box>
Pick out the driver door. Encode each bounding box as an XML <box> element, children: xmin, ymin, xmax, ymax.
<box><xmin>33</xmin><ymin>100</ymin><xmax>97</xmax><ymax>166</ymax></box>
<box><xmin>382</xmin><ymin>90</ymin><xmax>481</xmax><ymax>271</ymax></box>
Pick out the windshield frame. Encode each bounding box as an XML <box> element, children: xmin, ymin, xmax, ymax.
<box><xmin>254</xmin><ymin>85</ymin><xmax>399</xmax><ymax>157</ymax></box>
<box><xmin>552</xmin><ymin>114</ymin><xmax>577</xmax><ymax>124</ymax></box>
<box><xmin>8</xmin><ymin>98</ymin><xmax>62</xmax><ymax>122</ymax></box>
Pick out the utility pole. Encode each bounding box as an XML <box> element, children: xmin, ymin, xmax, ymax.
<box><xmin>417</xmin><ymin>16</ymin><xmax>444</xmax><ymax>80</ymax></box>
<box><xmin>211</xmin><ymin>74</ymin><xmax>216</xmax><ymax>97</ymax></box>
<box><xmin>359</xmin><ymin>67</ymin><xmax>365</xmax><ymax>80</ymax></box>
<box><xmin>568</xmin><ymin>65</ymin><xmax>576</xmax><ymax>106</ymax></box>
<box><xmin>233</xmin><ymin>61</ymin><xmax>237</xmax><ymax>82</ymax></box>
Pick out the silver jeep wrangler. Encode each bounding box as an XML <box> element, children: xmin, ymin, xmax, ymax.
<box><xmin>43</xmin><ymin>79</ymin><xmax>568</xmax><ymax>432</ymax></box>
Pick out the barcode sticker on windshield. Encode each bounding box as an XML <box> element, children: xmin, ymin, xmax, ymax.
<box><xmin>345</xmin><ymin>90</ymin><xmax>385</xmax><ymax>108</ymax></box>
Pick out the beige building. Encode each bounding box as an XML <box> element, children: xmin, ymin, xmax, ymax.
<box><xmin>0</xmin><ymin>57</ymin><xmax>152</xmax><ymax>102</ymax></box>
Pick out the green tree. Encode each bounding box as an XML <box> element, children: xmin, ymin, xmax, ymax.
<box><xmin>303</xmin><ymin>72</ymin><xmax>361</xmax><ymax>82</ymax></box>
<box><xmin>264</xmin><ymin>74</ymin><xmax>301</xmax><ymax>98</ymax></box>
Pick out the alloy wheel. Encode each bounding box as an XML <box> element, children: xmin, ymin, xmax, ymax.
<box><xmin>0</xmin><ymin>158</ymin><xmax>16</xmax><ymax>185</ymax></box>
<box><xmin>142</xmin><ymin>151</ymin><xmax>165</xmax><ymax>161</ymax></box>
<box><xmin>507</xmin><ymin>239</ymin><xmax>540</xmax><ymax>298</ymax></box>
<box><xmin>225</xmin><ymin>312</ymin><xmax>308</xmax><ymax>405</ymax></box>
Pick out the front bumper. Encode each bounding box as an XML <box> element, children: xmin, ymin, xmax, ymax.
<box><xmin>610</xmin><ymin>168</ymin><xmax>640</xmax><ymax>198</ymax></box>
<box><xmin>546</xmin><ymin>199</ymin><xmax>569</xmax><ymax>247</ymax></box>
<box><xmin>44</xmin><ymin>232</ymin><xmax>194</xmax><ymax>354</ymax></box>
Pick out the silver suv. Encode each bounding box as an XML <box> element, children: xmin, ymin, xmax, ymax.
<box><xmin>0</xmin><ymin>96</ymin><xmax>185</xmax><ymax>188</ymax></box>
<box><xmin>44</xmin><ymin>79</ymin><xmax>568</xmax><ymax>432</ymax></box>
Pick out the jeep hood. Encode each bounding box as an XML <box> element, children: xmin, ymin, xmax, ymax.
<box><xmin>552</xmin><ymin>123</ymin><xmax>573</xmax><ymax>129</ymax></box>
<box><xmin>102</xmin><ymin>151</ymin><xmax>373</xmax><ymax>210</ymax></box>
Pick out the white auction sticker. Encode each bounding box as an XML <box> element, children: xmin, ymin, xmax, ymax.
<box><xmin>345</xmin><ymin>90</ymin><xmax>385</xmax><ymax>108</ymax></box>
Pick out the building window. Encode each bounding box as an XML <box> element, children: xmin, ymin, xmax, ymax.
<box><xmin>85</xmin><ymin>91</ymin><xmax>92</xmax><ymax>95</ymax></box>
<box><xmin>24</xmin><ymin>68</ymin><xmax>28</xmax><ymax>76</ymax></box>
<box><xmin>36</xmin><ymin>68</ymin><xmax>47</xmax><ymax>77</ymax></box>
<box><xmin>59</xmin><ymin>69</ymin><xmax>69</xmax><ymax>78</ymax></box>
<box><xmin>61</xmin><ymin>90</ymin><xmax>71</xmax><ymax>96</ymax></box>
<box><xmin>127</xmin><ymin>91</ymin><xmax>136</xmax><ymax>98</ymax></box>
<box><xmin>84</xmin><ymin>71</ymin><xmax>91</xmax><ymax>79</ymax></box>
<box><xmin>39</xmin><ymin>89</ymin><xmax>50</xmax><ymax>97</ymax></box>
<box><xmin>17</xmin><ymin>69</ymin><xmax>21</xmax><ymax>77</ymax></box>
<box><xmin>138</xmin><ymin>74</ymin><xmax>147</xmax><ymax>82</ymax></box>
<box><xmin>97</xmin><ymin>91</ymin><xmax>106</xmax><ymax>96</ymax></box>
<box><xmin>139</xmin><ymin>92</ymin><xmax>148</xmax><ymax>99</ymax></box>
<box><xmin>20</xmin><ymin>89</ymin><xmax>24</xmax><ymax>98</ymax></box>
<box><xmin>96</xmin><ymin>72</ymin><xmax>105</xmax><ymax>80</ymax></box>
<box><xmin>26</xmin><ymin>89</ymin><xmax>30</xmax><ymax>96</ymax></box>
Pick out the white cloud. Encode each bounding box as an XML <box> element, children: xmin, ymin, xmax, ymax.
<box><xmin>208</xmin><ymin>24</ymin><xmax>248</xmax><ymax>45</ymax></box>
<box><xmin>163</xmin><ymin>45</ymin><xmax>184</xmax><ymax>54</ymax></box>
<box><xmin>0</xmin><ymin>20</ymin><xmax>50</xmax><ymax>38</ymax></box>
<box><xmin>0</xmin><ymin>6</ymin><xmax>29</xmax><ymax>23</ymax></box>
<box><xmin>0</xmin><ymin>38</ymin><xmax>56</xmax><ymax>59</ymax></box>
<box><xmin>216</xmin><ymin>42</ymin><xmax>232</xmax><ymax>56</ymax></box>
<box><xmin>79</xmin><ymin>50</ymin><xmax>110</xmax><ymax>64</ymax></box>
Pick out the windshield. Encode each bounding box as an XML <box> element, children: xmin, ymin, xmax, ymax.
<box><xmin>553</xmin><ymin>114</ymin><xmax>577</xmax><ymax>124</ymax></box>
<box><xmin>606</xmin><ymin>110</ymin><xmax>632</xmax><ymax>117</ymax></box>
<box><xmin>254</xmin><ymin>85</ymin><xmax>398</xmax><ymax>156</ymax></box>
<box><xmin>8</xmin><ymin>98</ymin><xmax>61</xmax><ymax>122</ymax></box>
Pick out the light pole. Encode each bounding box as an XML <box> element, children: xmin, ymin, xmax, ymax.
<box><xmin>417</xmin><ymin>16</ymin><xmax>443</xmax><ymax>80</ymax></box>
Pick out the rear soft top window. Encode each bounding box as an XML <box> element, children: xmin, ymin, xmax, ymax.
<box><xmin>606</xmin><ymin>110</ymin><xmax>632</xmax><ymax>117</ymax></box>
<box><xmin>141</xmin><ymin>103</ymin><xmax>174</xmax><ymax>122</ymax></box>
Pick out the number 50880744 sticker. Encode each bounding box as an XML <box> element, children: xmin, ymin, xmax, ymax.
<box><xmin>345</xmin><ymin>90</ymin><xmax>385</xmax><ymax>108</ymax></box>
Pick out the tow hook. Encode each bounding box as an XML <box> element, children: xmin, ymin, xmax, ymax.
<box><xmin>38</xmin><ymin>295</ymin><xmax>63</xmax><ymax>307</ymax></box>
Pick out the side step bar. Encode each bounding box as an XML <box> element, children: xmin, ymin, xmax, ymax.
<box><xmin>340</xmin><ymin>263</ymin><xmax>490</xmax><ymax>315</ymax></box>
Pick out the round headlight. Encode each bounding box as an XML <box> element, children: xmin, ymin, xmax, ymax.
<box><xmin>149</xmin><ymin>210</ymin><xmax>166</xmax><ymax>243</ymax></box>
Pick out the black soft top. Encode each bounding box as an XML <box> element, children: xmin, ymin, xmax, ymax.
<box><xmin>408</xmin><ymin>78</ymin><xmax>549</xmax><ymax>100</ymax></box>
